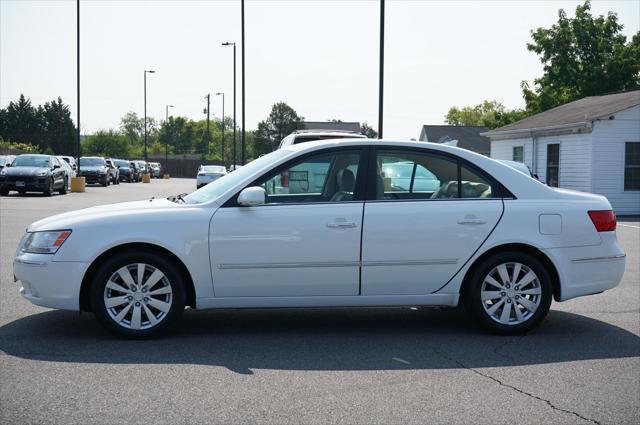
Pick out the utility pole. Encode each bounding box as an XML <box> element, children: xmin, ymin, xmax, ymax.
<box><xmin>205</xmin><ymin>94</ymin><xmax>211</xmax><ymax>155</ymax></box>
<box><xmin>378</xmin><ymin>0</ymin><xmax>385</xmax><ymax>139</ymax></box>
<box><xmin>216</xmin><ymin>93</ymin><xmax>225</xmax><ymax>167</ymax></box>
<box><xmin>241</xmin><ymin>0</ymin><xmax>246</xmax><ymax>165</ymax></box>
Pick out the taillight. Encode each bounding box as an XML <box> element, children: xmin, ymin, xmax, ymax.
<box><xmin>588</xmin><ymin>210</ymin><xmax>616</xmax><ymax>232</ymax></box>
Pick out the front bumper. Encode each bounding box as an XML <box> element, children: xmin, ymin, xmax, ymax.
<box><xmin>1</xmin><ymin>178</ymin><xmax>49</xmax><ymax>192</ymax></box>
<box><xmin>14</xmin><ymin>253</ymin><xmax>86</xmax><ymax>311</ymax></box>
<box><xmin>79</xmin><ymin>173</ymin><xmax>107</xmax><ymax>184</ymax></box>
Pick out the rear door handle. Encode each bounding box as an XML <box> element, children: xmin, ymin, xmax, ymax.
<box><xmin>327</xmin><ymin>222</ymin><xmax>358</xmax><ymax>228</ymax></box>
<box><xmin>457</xmin><ymin>218</ymin><xmax>486</xmax><ymax>225</ymax></box>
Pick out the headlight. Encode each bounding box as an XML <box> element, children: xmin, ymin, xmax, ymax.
<box><xmin>36</xmin><ymin>170</ymin><xmax>48</xmax><ymax>176</ymax></box>
<box><xmin>21</xmin><ymin>230</ymin><xmax>72</xmax><ymax>254</ymax></box>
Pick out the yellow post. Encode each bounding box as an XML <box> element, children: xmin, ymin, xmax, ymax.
<box><xmin>142</xmin><ymin>174</ymin><xmax>151</xmax><ymax>183</ymax></box>
<box><xmin>70</xmin><ymin>176</ymin><xmax>86</xmax><ymax>192</ymax></box>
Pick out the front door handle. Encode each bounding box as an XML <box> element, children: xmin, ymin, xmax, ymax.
<box><xmin>457</xmin><ymin>218</ymin><xmax>486</xmax><ymax>225</ymax></box>
<box><xmin>327</xmin><ymin>222</ymin><xmax>358</xmax><ymax>229</ymax></box>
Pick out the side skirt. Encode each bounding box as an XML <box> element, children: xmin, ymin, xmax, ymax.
<box><xmin>196</xmin><ymin>293</ymin><xmax>459</xmax><ymax>310</ymax></box>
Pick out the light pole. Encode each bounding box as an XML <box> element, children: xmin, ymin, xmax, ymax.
<box><xmin>222</xmin><ymin>41</ymin><xmax>236</xmax><ymax>168</ymax></box>
<box><xmin>144</xmin><ymin>69</ymin><xmax>155</xmax><ymax>163</ymax></box>
<box><xmin>204</xmin><ymin>94</ymin><xmax>211</xmax><ymax>155</ymax></box>
<box><xmin>165</xmin><ymin>104</ymin><xmax>174</xmax><ymax>175</ymax></box>
<box><xmin>76</xmin><ymin>0</ymin><xmax>81</xmax><ymax>176</ymax></box>
<box><xmin>378</xmin><ymin>0</ymin><xmax>385</xmax><ymax>139</ymax></box>
<box><xmin>241</xmin><ymin>0</ymin><xmax>245</xmax><ymax>165</ymax></box>
<box><xmin>215</xmin><ymin>93</ymin><xmax>225</xmax><ymax>167</ymax></box>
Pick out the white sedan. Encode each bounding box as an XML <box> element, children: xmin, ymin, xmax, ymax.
<box><xmin>14</xmin><ymin>140</ymin><xmax>626</xmax><ymax>338</ymax></box>
<box><xmin>196</xmin><ymin>165</ymin><xmax>227</xmax><ymax>189</ymax></box>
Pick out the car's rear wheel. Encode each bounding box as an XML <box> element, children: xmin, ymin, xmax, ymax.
<box><xmin>464</xmin><ymin>252</ymin><xmax>552</xmax><ymax>335</ymax></box>
<box><xmin>90</xmin><ymin>251</ymin><xmax>186</xmax><ymax>339</ymax></box>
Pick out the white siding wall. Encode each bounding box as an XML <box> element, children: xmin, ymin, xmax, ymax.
<box><xmin>490</xmin><ymin>132</ymin><xmax>592</xmax><ymax>191</ymax></box>
<box><xmin>591</xmin><ymin>105</ymin><xmax>640</xmax><ymax>215</ymax></box>
<box><xmin>490</xmin><ymin>138</ymin><xmax>534</xmax><ymax>169</ymax></box>
<box><xmin>536</xmin><ymin>133</ymin><xmax>592</xmax><ymax>192</ymax></box>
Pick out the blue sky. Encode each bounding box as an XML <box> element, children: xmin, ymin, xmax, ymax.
<box><xmin>1</xmin><ymin>0</ymin><xmax>639</xmax><ymax>139</ymax></box>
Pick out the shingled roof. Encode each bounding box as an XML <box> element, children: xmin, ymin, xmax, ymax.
<box><xmin>485</xmin><ymin>90</ymin><xmax>640</xmax><ymax>136</ymax></box>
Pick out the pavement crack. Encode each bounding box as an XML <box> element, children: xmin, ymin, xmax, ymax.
<box><xmin>429</xmin><ymin>346</ymin><xmax>601</xmax><ymax>425</ymax></box>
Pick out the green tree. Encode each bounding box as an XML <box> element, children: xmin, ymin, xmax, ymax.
<box><xmin>361</xmin><ymin>122</ymin><xmax>378</xmax><ymax>138</ymax></box>
<box><xmin>82</xmin><ymin>129</ymin><xmax>131</xmax><ymax>157</ymax></box>
<box><xmin>254</xmin><ymin>102</ymin><xmax>304</xmax><ymax>156</ymax></box>
<box><xmin>523</xmin><ymin>0</ymin><xmax>640</xmax><ymax>113</ymax></box>
<box><xmin>1</xmin><ymin>95</ymin><xmax>41</xmax><ymax>145</ymax></box>
<box><xmin>445</xmin><ymin>100</ymin><xmax>528</xmax><ymax>129</ymax></box>
<box><xmin>158</xmin><ymin>117</ymin><xmax>196</xmax><ymax>155</ymax></box>
<box><xmin>40</xmin><ymin>97</ymin><xmax>76</xmax><ymax>155</ymax></box>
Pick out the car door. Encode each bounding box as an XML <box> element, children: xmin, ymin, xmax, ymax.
<box><xmin>51</xmin><ymin>157</ymin><xmax>65</xmax><ymax>186</ymax></box>
<box><xmin>209</xmin><ymin>147</ymin><xmax>366</xmax><ymax>297</ymax></box>
<box><xmin>361</xmin><ymin>147</ymin><xmax>504</xmax><ymax>295</ymax></box>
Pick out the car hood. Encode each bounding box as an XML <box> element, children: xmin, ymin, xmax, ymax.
<box><xmin>2</xmin><ymin>166</ymin><xmax>50</xmax><ymax>176</ymax></box>
<box><xmin>28</xmin><ymin>198</ymin><xmax>188</xmax><ymax>231</ymax></box>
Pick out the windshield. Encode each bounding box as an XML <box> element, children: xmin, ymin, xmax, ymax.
<box><xmin>0</xmin><ymin>157</ymin><xmax>8</xmax><ymax>166</ymax></box>
<box><xmin>12</xmin><ymin>155</ymin><xmax>50</xmax><ymax>167</ymax></box>
<box><xmin>80</xmin><ymin>157</ymin><xmax>105</xmax><ymax>166</ymax></box>
<box><xmin>185</xmin><ymin>150</ymin><xmax>290</xmax><ymax>204</ymax></box>
<box><xmin>115</xmin><ymin>160</ymin><xmax>129</xmax><ymax>167</ymax></box>
<box><xmin>201</xmin><ymin>165</ymin><xmax>226</xmax><ymax>173</ymax></box>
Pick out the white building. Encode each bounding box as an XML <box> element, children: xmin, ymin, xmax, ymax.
<box><xmin>485</xmin><ymin>91</ymin><xmax>640</xmax><ymax>215</ymax></box>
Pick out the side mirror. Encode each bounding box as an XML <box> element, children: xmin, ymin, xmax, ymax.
<box><xmin>116</xmin><ymin>165</ymin><xmax>121</xmax><ymax>169</ymax></box>
<box><xmin>53</xmin><ymin>164</ymin><xmax>60</xmax><ymax>169</ymax></box>
<box><xmin>237</xmin><ymin>186</ymin><xmax>267</xmax><ymax>206</ymax></box>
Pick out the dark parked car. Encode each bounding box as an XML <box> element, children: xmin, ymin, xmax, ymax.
<box><xmin>0</xmin><ymin>155</ymin><xmax>16</xmax><ymax>170</ymax></box>
<box><xmin>113</xmin><ymin>159</ymin><xmax>134</xmax><ymax>182</ymax></box>
<box><xmin>105</xmin><ymin>158</ymin><xmax>120</xmax><ymax>185</ymax></box>
<box><xmin>0</xmin><ymin>154</ymin><xmax>67</xmax><ymax>196</ymax></box>
<box><xmin>78</xmin><ymin>156</ymin><xmax>109</xmax><ymax>186</ymax></box>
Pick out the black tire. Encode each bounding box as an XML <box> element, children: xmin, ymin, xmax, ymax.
<box><xmin>464</xmin><ymin>251</ymin><xmax>552</xmax><ymax>335</ymax></box>
<box><xmin>0</xmin><ymin>188</ymin><xmax>8</xmax><ymax>196</ymax></box>
<box><xmin>101</xmin><ymin>176</ymin><xmax>108</xmax><ymax>187</ymax></box>
<box><xmin>43</xmin><ymin>178</ymin><xmax>54</xmax><ymax>196</ymax></box>
<box><xmin>59</xmin><ymin>178</ymin><xmax>68</xmax><ymax>194</ymax></box>
<box><xmin>90</xmin><ymin>250</ymin><xmax>186</xmax><ymax>339</ymax></box>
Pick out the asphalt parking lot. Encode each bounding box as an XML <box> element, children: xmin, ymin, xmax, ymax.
<box><xmin>0</xmin><ymin>179</ymin><xmax>638</xmax><ymax>425</ymax></box>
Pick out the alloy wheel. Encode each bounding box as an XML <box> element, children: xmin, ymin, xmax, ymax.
<box><xmin>103</xmin><ymin>263</ymin><xmax>173</xmax><ymax>330</ymax></box>
<box><xmin>480</xmin><ymin>262</ymin><xmax>542</xmax><ymax>325</ymax></box>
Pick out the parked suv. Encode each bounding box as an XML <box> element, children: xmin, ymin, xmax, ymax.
<box><xmin>113</xmin><ymin>159</ymin><xmax>133</xmax><ymax>182</ymax></box>
<box><xmin>278</xmin><ymin>130</ymin><xmax>366</xmax><ymax>149</ymax></box>
<box><xmin>59</xmin><ymin>156</ymin><xmax>77</xmax><ymax>172</ymax></box>
<box><xmin>129</xmin><ymin>161</ymin><xmax>141</xmax><ymax>182</ymax></box>
<box><xmin>79</xmin><ymin>156</ymin><xmax>109</xmax><ymax>186</ymax></box>
<box><xmin>0</xmin><ymin>154</ymin><xmax>67</xmax><ymax>196</ymax></box>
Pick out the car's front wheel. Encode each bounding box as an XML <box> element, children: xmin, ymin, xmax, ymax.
<box><xmin>464</xmin><ymin>252</ymin><xmax>552</xmax><ymax>335</ymax></box>
<box><xmin>90</xmin><ymin>251</ymin><xmax>186</xmax><ymax>339</ymax></box>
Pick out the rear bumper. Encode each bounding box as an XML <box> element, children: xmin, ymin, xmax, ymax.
<box><xmin>13</xmin><ymin>253</ymin><xmax>86</xmax><ymax>311</ymax></box>
<box><xmin>544</xmin><ymin>233</ymin><xmax>626</xmax><ymax>301</ymax></box>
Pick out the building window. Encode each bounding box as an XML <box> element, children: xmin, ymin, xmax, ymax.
<box><xmin>512</xmin><ymin>146</ymin><xmax>524</xmax><ymax>163</ymax></box>
<box><xmin>625</xmin><ymin>142</ymin><xmax>640</xmax><ymax>191</ymax></box>
<box><xmin>546</xmin><ymin>144</ymin><xmax>560</xmax><ymax>187</ymax></box>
